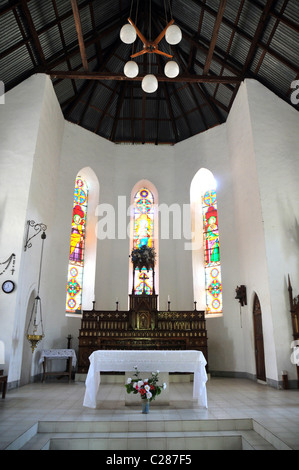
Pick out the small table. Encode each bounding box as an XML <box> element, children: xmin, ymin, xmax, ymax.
<box><xmin>39</xmin><ymin>349</ymin><xmax>77</xmax><ymax>382</ymax></box>
<box><xmin>83</xmin><ymin>350</ymin><xmax>208</xmax><ymax>409</ymax></box>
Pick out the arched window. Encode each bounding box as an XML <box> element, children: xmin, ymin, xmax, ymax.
<box><xmin>133</xmin><ymin>188</ymin><xmax>155</xmax><ymax>295</ymax></box>
<box><xmin>190</xmin><ymin>168</ymin><xmax>222</xmax><ymax>316</ymax></box>
<box><xmin>202</xmin><ymin>188</ymin><xmax>222</xmax><ymax>314</ymax></box>
<box><xmin>66</xmin><ymin>176</ymin><xmax>88</xmax><ymax>314</ymax></box>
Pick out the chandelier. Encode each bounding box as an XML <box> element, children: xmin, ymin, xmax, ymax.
<box><xmin>120</xmin><ymin>0</ymin><xmax>182</xmax><ymax>93</ymax></box>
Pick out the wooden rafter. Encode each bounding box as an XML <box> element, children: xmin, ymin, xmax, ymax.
<box><xmin>19</xmin><ymin>0</ymin><xmax>46</xmax><ymax>66</ymax></box>
<box><xmin>94</xmin><ymin>82</ymin><xmax>121</xmax><ymax>134</ymax></box>
<box><xmin>228</xmin><ymin>0</ymin><xmax>277</xmax><ymax>109</ymax></box>
<box><xmin>1</xmin><ymin>0</ymin><xmax>297</xmax><ymax>145</ymax></box>
<box><xmin>48</xmin><ymin>70</ymin><xmax>242</xmax><ymax>83</ymax></box>
<box><xmin>213</xmin><ymin>0</ymin><xmax>245</xmax><ymax>100</ymax></box>
<box><xmin>109</xmin><ymin>81</ymin><xmax>127</xmax><ymax>141</ymax></box>
<box><xmin>70</xmin><ymin>0</ymin><xmax>88</xmax><ymax>71</ymax></box>
<box><xmin>52</xmin><ymin>0</ymin><xmax>77</xmax><ymax>94</ymax></box>
<box><xmin>63</xmin><ymin>39</ymin><xmax>122</xmax><ymax>118</ymax></box>
<box><xmin>203</xmin><ymin>0</ymin><xmax>227</xmax><ymax>75</ymax></box>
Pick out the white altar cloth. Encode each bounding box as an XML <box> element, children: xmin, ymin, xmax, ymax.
<box><xmin>39</xmin><ymin>349</ymin><xmax>77</xmax><ymax>367</ymax></box>
<box><xmin>83</xmin><ymin>350</ymin><xmax>208</xmax><ymax>409</ymax></box>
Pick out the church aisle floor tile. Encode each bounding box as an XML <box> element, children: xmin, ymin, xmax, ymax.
<box><xmin>0</xmin><ymin>377</ymin><xmax>298</xmax><ymax>450</ymax></box>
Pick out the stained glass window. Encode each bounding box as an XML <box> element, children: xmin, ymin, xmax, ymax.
<box><xmin>202</xmin><ymin>189</ymin><xmax>222</xmax><ymax>314</ymax></box>
<box><xmin>133</xmin><ymin>188</ymin><xmax>154</xmax><ymax>295</ymax></box>
<box><xmin>66</xmin><ymin>177</ymin><xmax>88</xmax><ymax>314</ymax></box>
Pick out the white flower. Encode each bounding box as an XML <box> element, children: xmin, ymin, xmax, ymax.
<box><xmin>163</xmin><ymin>383</ymin><xmax>167</xmax><ymax>390</ymax></box>
<box><xmin>127</xmin><ymin>378</ymin><xmax>132</xmax><ymax>384</ymax></box>
<box><xmin>137</xmin><ymin>380</ymin><xmax>144</xmax><ymax>387</ymax></box>
<box><xmin>146</xmin><ymin>391</ymin><xmax>152</xmax><ymax>399</ymax></box>
<box><xmin>144</xmin><ymin>384</ymin><xmax>150</xmax><ymax>391</ymax></box>
<box><xmin>156</xmin><ymin>370</ymin><xmax>159</xmax><ymax>374</ymax></box>
<box><xmin>133</xmin><ymin>382</ymin><xmax>138</xmax><ymax>389</ymax></box>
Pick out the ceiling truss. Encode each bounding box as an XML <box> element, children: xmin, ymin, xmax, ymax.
<box><xmin>0</xmin><ymin>0</ymin><xmax>298</xmax><ymax>144</ymax></box>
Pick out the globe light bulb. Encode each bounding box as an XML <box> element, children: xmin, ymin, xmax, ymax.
<box><xmin>124</xmin><ymin>61</ymin><xmax>139</xmax><ymax>78</ymax></box>
<box><xmin>141</xmin><ymin>74</ymin><xmax>158</xmax><ymax>93</ymax></box>
<box><xmin>120</xmin><ymin>24</ymin><xmax>137</xmax><ymax>44</ymax></box>
<box><xmin>164</xmin><ymin>61</ymin><xmax>179</xmax><ymax>78</ymax></box>
<box><xmin>165</xmin><ymin>24</ymin><xmax>182</xmax><ymax>45</ymax></box>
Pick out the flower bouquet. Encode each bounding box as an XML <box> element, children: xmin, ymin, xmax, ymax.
<box><xmin>130</xmin><ymin>245</ymin><xmax>156</xmax><ymax>271</ymax></box>
<box><xmin>125</xmin><ymin>367</ymin><xmax>166</xmax><ymax>412</ymax></box>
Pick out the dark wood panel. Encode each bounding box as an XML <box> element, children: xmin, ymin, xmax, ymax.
<box><xmin>78</xmin><ymin>294</ymin><xmax>208</xmax><ymax>373</ymax></box>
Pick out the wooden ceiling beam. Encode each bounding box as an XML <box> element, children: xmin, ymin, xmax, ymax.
<box><xmin>203</xmin><ymin>0</ymin><xmax>227</xmax><ymax>75</ymax></box>
<box><xmin>253</xmin><ymin>0</ymin><xmax>289</xmax><ymax>75</ymax></box>
<box><xmin>12</xmin><ymin>6</ymin><xmax>36</xmax><ymax>67</ymax></box>
<box><xmin>213</xmin><ymin>0</ymin><xmax>245</xmax><ymax>99</ymax></box>
<box><xmin>168</xmin><ymin>43</ymin><xmax>209</xmax><ymax>130</ymax></box>
<box><xmin>52</xmin><ymin>0</ymin><xmax>77</xmax><ymax>94</ymax></box>
<box><xmin>109</xmin><ymin>82</ymin><xmax>127</xmax><ymax>141</ymax></box>
<box><xmin>188</xmin><ymin>0</ymin><xmax>206</xmax><ymax>73</ymax></box>
<box><xmin>48</xmin><ymin>71</ymin><xmax>242</xmax><ymax>83</ymax></box>
<box><xmin>162</xmin><ymin>82</ymin><xmax>179</xmax><ymax>143</ymax></box>
<box><xmin>228</xmin><ymin>0</ymin><xmax>277</xmax><ymax>109</ymax></box>
<box><xmin>94</xmin><ymin>82</ymin><xmax>121</xmax><ymax>134</ymax></box>
<box><xmin>247</xmin><ymin>0</ymin><xmax>299</xmax><ymax>35</ymax></box>
<box><xmin>63</xmin><ymin>39</ymin><xmax>121</xmax><ymax>117</ymax></box>
<box><xmin>19</xmin><ymin>0</ymin><xmax>46</xmax><ymax>66</ymax></box>
<box><xmin>71</xmin><ymin>0</ymin><xmax>88</xmax><ymax>71</ymax></box>
<box><xmin>184</xmin><ymin>1</ymin><xmax>297</xmax><ymax>74</ymax></box>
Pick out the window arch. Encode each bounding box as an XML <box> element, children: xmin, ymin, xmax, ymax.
<box><xmin>190</xmin><ymin>168</ymin><xmax>222</xmax><ymax>316</ymax></box>
<box><xmin>66</xmin><ymin>168</ymin><xmax>99</xmax><ymax>316</ymax></box>
<box><xmin>66</xmin><ymin>176</ymin><xmax>88</xmax><ymax>314</ymax></box>
<box><xmin>129</xmin><ymin>181</ymin><xmax>159</xmax><ymax>298</ymax></box>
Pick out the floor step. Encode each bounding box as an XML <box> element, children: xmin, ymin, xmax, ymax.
<box><xmin>16</xmin><ymin>418</ymin><xmax>288</xmax><ymax>450</ymax></box>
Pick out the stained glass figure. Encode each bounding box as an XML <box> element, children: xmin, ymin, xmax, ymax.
<box><xmin>133</xmin><ymin>188</ymin><xmax>154</xmax><ymax>294</ymax></box>
<box><xmin>202</xmin><ymin>189</ymin><xmax>222</xmax><ymax>314</ymax></box>
<box><xmin>66</xmin><ymin>177</ymin><xmax>88</xmax><ymax>314</ymax></box>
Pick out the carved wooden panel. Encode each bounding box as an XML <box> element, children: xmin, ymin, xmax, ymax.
<box><xmin>78</xmin><ymin>295</ymin><xmax>208</xmax><ymax>373</ymax></box>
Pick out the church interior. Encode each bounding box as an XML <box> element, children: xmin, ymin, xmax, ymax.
<box><xmin>0</xmin><ymin>0</ymin><xmax>299</xmax><ymax>451</ymax></box>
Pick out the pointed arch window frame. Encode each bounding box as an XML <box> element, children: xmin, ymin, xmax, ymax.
<box><xmin>129</xmin><ymin>180</ymin><xmax>159</xmax><ymax>301</ymax></box>
<box><xmin>190</xmin><ymin>168</ymin><xmax>223</xmax><ymax>317</ymax></box>
<box><xmin>65</xmin><ymin>168</ymin><xmax>99</xmax><ymax>317</ymax></box>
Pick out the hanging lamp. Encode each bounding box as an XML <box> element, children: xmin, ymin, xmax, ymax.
<box><xmin>26</xmin><ymin>231</ymin><xmax>46</xmax><ymax>353</ymax></box>
<box><xmin>120</xmin><ymin>0</ymin><xmax>182</xmax><ymax>92</ymax></box>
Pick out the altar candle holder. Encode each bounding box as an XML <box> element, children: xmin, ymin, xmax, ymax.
<box><xmin>116</xmin><ymin>301</ymin><xmax>119</xmax><ymax>311</ymax></box>
<box><xmin>168</xmin><ymin>301</ymin><xmax>171</xmax><ymax>312</ymax></box>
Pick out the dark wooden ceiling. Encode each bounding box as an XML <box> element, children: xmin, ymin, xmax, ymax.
<box><xmin>1</xmin><ymin>0</ymin><xmax>298</xmax><ymax>144</ymax></box>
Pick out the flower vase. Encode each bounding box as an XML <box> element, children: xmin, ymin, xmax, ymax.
<box><xmin>142</xmin><ymin>400</ymin><xmax>150</xmax><ymax>414</ymax></box>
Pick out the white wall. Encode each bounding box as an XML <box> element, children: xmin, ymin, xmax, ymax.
<box><xmin>8</xmin><ymin>75</ymin><xmax>65</xmax><ymax>383</ymax></box>
<box><xmin>247</xmin><ymin>79</ymin><xmax>299</xmax><ymax>381</ymax></box>
<box><xmin>226</xmin><ymin>81</ymin><xmax>274</xmax><ymax>379</ymax></box>
<box><xmin>0</xmin><ymin>74</ymin><xmax>49</xmax><ymax>379</ymax></box>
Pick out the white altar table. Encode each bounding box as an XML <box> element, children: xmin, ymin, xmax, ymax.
<box><xmin>83</xmin><ymin>350</ymin><xmax>208</xmax><ymax>409</ymax></box>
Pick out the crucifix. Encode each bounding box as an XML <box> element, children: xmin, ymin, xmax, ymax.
<box><xmin>139</xmin><ymin>271</ymin><xmax>149</xmax><ymax>294</ymax></box>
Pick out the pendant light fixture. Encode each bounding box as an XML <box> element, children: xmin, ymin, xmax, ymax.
<box><xmin>26</xmin><ymin>230</ymin><xmax>46</xmax><ymax>353</ymax></box>
<box><xmin>120</xmin><ymin>0</ymin><xmax>182</xmax><ymax>92</ymax></box>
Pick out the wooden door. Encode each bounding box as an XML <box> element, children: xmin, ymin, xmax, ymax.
<box><xmin>253</xmin><ymin>294</ymin><xmax>266</xmax><ymax>382</ymax></box>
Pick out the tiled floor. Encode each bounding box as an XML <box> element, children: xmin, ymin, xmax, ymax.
<box><xmin>0</xmin><ymin>376</ymin><xmax>298</xmax><ymax>450</ymax></box>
